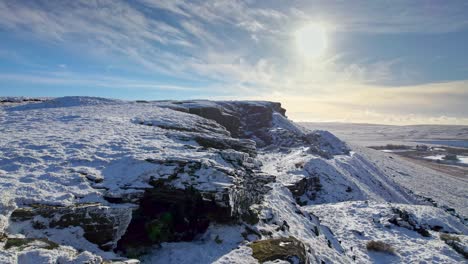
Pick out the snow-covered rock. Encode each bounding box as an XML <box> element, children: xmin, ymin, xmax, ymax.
<box><xmin>0</xmin><ymin>97</ymin><xmax>466</xmax><ymax>263</ymax></box>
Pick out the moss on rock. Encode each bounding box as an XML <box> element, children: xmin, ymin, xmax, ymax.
<box><xmin>249</xmin><ymin>236</ymin><xmax>307</xmax><ymax>264</ymax></box>
<box><xmin>116</xmin><ymin>182</ymin><xmax>234</xmax><ymax>256</ymax></box>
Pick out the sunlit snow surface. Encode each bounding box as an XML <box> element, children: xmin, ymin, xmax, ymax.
<box><xmin>307</xmin><ymin>201</ymin><xmax>468</xmax><ymax>263</ymax></box>
<box><xmin>0</xmin><ymin>97</ymin><xmax>467</xmax><ymax>263</ymax></box>
<box><xmin>0</xmin><ymin>97</ymin><xmax>232</xmax><ymax>207</ymax></box>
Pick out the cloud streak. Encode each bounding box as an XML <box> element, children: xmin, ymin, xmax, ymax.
<box><xmin>0</xmin><ymin>0</ymin><xmax>467</xmax><ymax>124</ymax></box>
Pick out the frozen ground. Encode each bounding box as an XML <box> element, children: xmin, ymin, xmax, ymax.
<box><xmin>307</xmin><ymin>201</ymin><xmax>467</xmax><ymax>264</ymax></box>
<box><xmin>0</xmin><ymin>97</ymin><xmax>466</xmax><ymax>263</ymax></box>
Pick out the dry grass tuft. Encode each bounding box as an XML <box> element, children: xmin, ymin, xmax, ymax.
<box><xmin>366</xmin><ymin>240</ymin><xmax>396</xmax><ymax>255</ymax></box>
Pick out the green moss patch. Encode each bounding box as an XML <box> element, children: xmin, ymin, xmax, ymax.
<box><xmin>116</xmin><ymin>182</ymin><xmax>234</xmax><ymax>256</ymax></box>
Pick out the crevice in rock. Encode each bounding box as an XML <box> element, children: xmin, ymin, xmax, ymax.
<box><xmin>115</xmin><ymin>180</ymin><xmax>234</xmax><ymax>257</ymax></box>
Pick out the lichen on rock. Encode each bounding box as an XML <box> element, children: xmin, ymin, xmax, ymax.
<box><xmin>248</xmin><ymin>236</ymin><xmax>308</xmax><ymax>264</ymax></box>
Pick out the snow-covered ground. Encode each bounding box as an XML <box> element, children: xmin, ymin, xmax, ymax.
<box><xmin>0</xmin><ymin>97</ymin><xmax>466</xmax><ymax>263</ymax></box>
<box><xmin>307</xmin><ymin>201</ymin><xmax>467</xmax><ymax>263</ymax></box>
<box><xmin>301</xmin><ymin>122</ymin><xmax>468</xmax><ymax>147</ymax></box>
<box><xmin>424</xmin><ymin>155</ymin><xmax>468</xmax><ymax>165</ymax></box>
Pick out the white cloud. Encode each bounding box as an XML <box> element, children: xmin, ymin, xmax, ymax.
<box><xmin>291</xmin><ymin>0</ymin><xmax>468</xmax><ymax>33</ymax></box>
<box><xmin>0</xmin><ymin>0</ymin><xmax>467</xmax><ymax>124</ymax></box>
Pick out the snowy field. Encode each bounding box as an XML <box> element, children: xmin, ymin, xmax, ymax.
<box><xmin>424</xmin><ymin>155</ymin><xmax>468</xmax><ymax>165</ymax></box>
<box><xmin>301</xmin><ymin>122</ymin><xmax>468</xmax><ymax>148</ymax></box>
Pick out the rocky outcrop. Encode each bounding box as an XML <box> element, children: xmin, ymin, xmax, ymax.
<box><xmin>0</xmin><ymin>97</ymin><xmax>358</xmax><ymax>263</ymax></box>
<box><xmin>10</xmin><ymin>204</ymin><xmax>132</xmax><ymax>250</ymax></box>
<box><xmin>305</xmin><ymin>130</ymin><xmax>350</xmax><ymax>159</ymax></box>
<box><xmin>440</xmin><ymin>234</ymin><xmax>468</xmax><ymax>259</ymax></box>
<box><xmin>225</xmin><ymin>101</ymin><xmax>286</xmax><ymax>146</ymax></box>
<box><xmin>286</xmin><ymin>176</ymin><xmax>322</xmax><ymax>203</ymax></box>
<box><xmin>116</xmin><ymin>181</ymin><xmax>233</xmax><ymax>256</ymax></box>
<box><xmin>155</xmin><ymin>100</ymin><xmax>351</xmax><ymax>159</ymax></box>
<box><xmin>388</xmin><ymin>208</ymin><xmax>431</xmax><ymax>237</ymax></box>
<box><xmin>113</xmin><ymin>152</ymin><xmax>275</xmax><ymax>256</ymax></box>
<box><xmin>192</xmin><ymin>135</ymin><xmax>257</xmax><ymax>156</ymax></box>
<box><xmin>187</xmin><ymin>106</ymin><xmax>242</xmax><ymax>137</ymax></box>
<box><xmin>155</xmin><ymin>100</ymin><xmax>288</xmax><ymax>147</ymax></box>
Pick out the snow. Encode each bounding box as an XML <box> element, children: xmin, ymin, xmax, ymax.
<box><xmin>301</xmin><ymin>122</ymin><xmax>468</xmax><ymax>148</ymax></box>
<box><xmin>0</xmin><ymin>100</ymin><xmax>240</xmax><ymax>208</ymax></box>
<box><xmin>1</xmin><ymin>97</ymin><xmax>467</xmax><ymax>263</ymax></box>
<box><xmin>424</xmin><ymin>155</ymin><xmax>448</xmax><ymax>160</ymax></box>
<box><xmin>140</xmin><ymin>225</ymin><xmax>248</xmax><ymax>264</ymax></box>
<box><xmin>424</xmin><ymin>154</ymin><xmax>468</xmax><ymax>165</ymax></box>
<box><xmin>0</xmin><ymin>98</ymin><xmax>253</xmax><ymax>260</ymax></box>
<box><xmin>460</xmin><ymin>156</ymin><xmax>468</xmax><ymax>164</ymax></box>
<box><xmin>0</xmin><ymin>241</ymin><xmax>103</xmax><ymax>264</ymax></box>
<box><xmin>306</xmin><ymin>201</ymin><xmax>467</xmax><ymax>263</ymax></box>
<box><xmin>354</xmin><ymin>146</ymin><xmax>468</xmax><ymax>218</ymax></box>
<box><xmin>255</xmin><ymin>183</ymin><xmax>350</xmax><ymax>263</ymax></box>
<box><xmin>259</xmin><ymin>149</ymin><xmax>417</xmax><ymax>205</ymax></box>
<box><xmin>8</xmin><ymin>96</ymin><xmax>121</xmax><ymax>111</ymax></box>
<box><xmin>381</xmin><ymin>149</ymin><xmax>410</xmax><ymax>153</ymax></box>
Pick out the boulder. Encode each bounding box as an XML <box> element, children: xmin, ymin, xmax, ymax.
<box><xmin>249</xmin><ymin>236</ymin><xmax>308</xmax><ymax>264</ymax></box>
<box><xmin>10</xmin><ymin>204</ymin><xmax>132</xmax><ymax>250</ymax></box>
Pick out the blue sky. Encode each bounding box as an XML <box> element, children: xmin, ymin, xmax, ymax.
<box><xmin>0</xmin><ymin>0</ymin><xmax>467</xmax><ymax>124</ymax></box>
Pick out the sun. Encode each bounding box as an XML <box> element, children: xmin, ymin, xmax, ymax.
<box><xmin>295</xmin><ymin>23</ymin><xmax>327</xmax><ymax>59</ymax></box>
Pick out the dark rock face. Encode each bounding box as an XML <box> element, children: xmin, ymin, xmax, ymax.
<box><xmin>187</xmin><ymin>106</ymin><xmax>241</xmax><ymax>137</ymax></box>
<box><xmin>286</xmin><ymin>176</ymin><xmax>322</xmax><ymax>203</ymax></box>
<box><xmin>116</xmin><ymin>181</ymin><xmax>233</xmax><ymax>256</ymax></box>
<box><xmin>156</xmin><ymin>101</ymin><xmax>350</xmax><ymax>159</ymax></box>
<box><xmin>193</xmin><ymin>135</ymin><xmax>257</xmax><ymax>156</ymax></box>
<box><xmin>115</xmin><ymin>154</ymin><xmax>275</xmax><ymax>256</ymax></box>
<box><xmin>249</xmin><ymin>236</ymin><xmax>308</xmax><ymax>264</ymax></box>
<box><xmin>156</xmin><ymin>101</ymin><xmax>288</xmax><ymax>147</ymax></box>
<box><xmin>220</xmin><ymin>101</ymin><xmax>287</xmax><ymax>147</ymax></box>
<box><xmin>388</xmin><ymin>208</ymin><xmax>431</xmax><ymax>237</ymax></box>
<box><xmin>286</xmin><ymin>177</ymin><xmax>308</xmax><ymax>198</ymax></box>
<box><xmin>230</xmin><ymin>170</ymin><xmax>276</xmax><ymax>224</ymax></box>
<box><xmin>10</xmin><ymin>204</ymin><xmax>132</xmax><ymax>250</ymax></box>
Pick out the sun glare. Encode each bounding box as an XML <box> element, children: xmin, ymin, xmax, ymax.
<box><xmin>295</xmin><ymin>23</ymin><xmax>327</xmax><ymax>59</ymax></box>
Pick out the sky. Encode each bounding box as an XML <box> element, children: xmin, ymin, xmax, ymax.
<box><xmin>0</xmin><ymin>0</ymin><xmax>467</xmax><ymax>125</ymax></box>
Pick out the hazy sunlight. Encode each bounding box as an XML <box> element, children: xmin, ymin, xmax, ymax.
<box><xmin>295</xmin><ymin>23</ymin><xmax>327</xmax><ymax>59</ymax></box>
